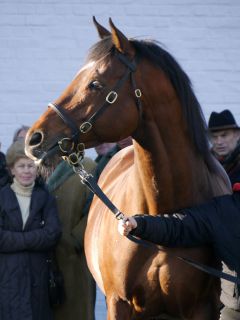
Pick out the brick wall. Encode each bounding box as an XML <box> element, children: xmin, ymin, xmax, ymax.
<box><xmin>0</xmin><ymin>0</ymin><xmax>239</xmax><ymax>155</ymax></box>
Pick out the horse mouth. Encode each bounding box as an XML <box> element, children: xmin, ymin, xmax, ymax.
<box><xmin>25</xmin><ymin>128</ymin><xmax>61</xmax><ymax>166</ymax></box>
<box><xmin>25</xmin><ymin>145</ymin><xmax>46</xmax><ymax>164</ymax></box>
<box><xmin>33</xmin><ymin>152</ymin><xmax>48</xmax><ymax>166</ymax></box>
<box><xmin>27</xmin><ymin>149</ymin><xmax>61</xmax><ymax>178</ymax></box>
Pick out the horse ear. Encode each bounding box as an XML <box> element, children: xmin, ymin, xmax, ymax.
<box><xmin>109</xmin><ymin>18</ymin><xmax>135</xmax><ymax>57</ymax></box>
<box><xmin>93</xmin><ymin>16</ymin><xmax>111</xmax><ymax>39</ymax></box>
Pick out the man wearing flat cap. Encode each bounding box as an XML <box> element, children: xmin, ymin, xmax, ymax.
<box><xmin>208</xmin><ymin>109</ymin><xmax>240</xmax><ymax>185</ymax></box>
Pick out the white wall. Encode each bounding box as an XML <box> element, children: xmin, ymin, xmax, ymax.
<box><xmin>0</xmin><ymin>0</ymin><xmax>240</xmax><ymax>155</ymax></box>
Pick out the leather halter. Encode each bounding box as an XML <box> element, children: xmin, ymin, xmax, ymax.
<box><xmin>48</xmin><ymin>51</ymin><xmax>142</xmax><ymax>164</ymax></box>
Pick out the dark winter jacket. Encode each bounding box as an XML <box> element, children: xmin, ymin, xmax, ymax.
<box><xmin>0</xmin><ymin>180</ymin><xmax>62</xmax><ymax>320</ymax></box>
<box><xmin>131</xmin><ymin>190</ymin><xmax>240</xmax><ymax>310</ymax></box>
<box><xmin>0</xmin><ymin>151</ymin><xmax>11</xmax><ymax>188</ymax></box>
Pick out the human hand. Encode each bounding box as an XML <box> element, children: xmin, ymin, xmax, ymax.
<box><xmin>118</xmin><ymin>216</ymin><xmax>137</xmax><ymax>236</ymax></box>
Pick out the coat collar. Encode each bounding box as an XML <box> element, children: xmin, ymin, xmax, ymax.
<box><xmin>47</xmin><ymin>160</ymin><xmax>74</xmax><ymax>192</ymax></box>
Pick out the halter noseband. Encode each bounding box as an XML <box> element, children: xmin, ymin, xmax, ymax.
<box><xmin>48</xmin><ymin>51</ymin><xmax>142</xmax><ymax>165</ymax></box>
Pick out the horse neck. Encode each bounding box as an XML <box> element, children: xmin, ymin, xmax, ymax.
<box><xmin>132</xmin><ymin>99</ymin><xmax>211</xmax><ymax>214</ymax></box>
<box><xmin>133</xmin><ymin>137</ymin><xmax>211</xmax><ymax>216</ymax></box>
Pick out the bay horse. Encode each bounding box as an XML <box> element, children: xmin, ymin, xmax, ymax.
<box><xmin>25</xmin><ymin>18</ymin><xmax>231</xmax><ymax>319</ymax></box>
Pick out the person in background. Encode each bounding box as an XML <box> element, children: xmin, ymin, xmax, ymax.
<box><xmin>0</xmin><ymin>125</ymin><xmax>30</xmax><ymax>188</ymax></box>
<box><xmin>94</xmin><ymin>137</ymin><xmax>132</xmax><ymax>182</ymax></box>
<box><xmin>12</xmin><ymin>125</ymin><xmax>30</xmax><ymax>142</ymax></box>
<box><xmin>47</xmin><ymin>156</ymin><xmax>97</xmax><ymax>320</ymax></box>
<box><xmin>94</xmin><ymin>142</ymin><xmax>116</xmax><ymax>163</ymax></box>
<box><xmin>208</xmin><ymin>110</ymin><xmax>240</xmax><ymax>185</ymax></box>
<box><xmin>118</xmin><ymin>182</ymin><xmax>240</xmax><ymax>320</ymax></box>
<box><xmin>0</xmin><ymin>140</ymin><xmax>11</xmax><ymax>188</ymax></box>
<box><xmin>0</xmin><ymin>140</ymin><xmax>61</xmax><ymax>320</ymax></box>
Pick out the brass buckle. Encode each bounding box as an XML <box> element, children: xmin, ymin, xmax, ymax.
<box><xmin>58</xmin><ymin>137</ymin><xmax>74</xmax><ymax>153</ymax></box>
<box><xmin>135</xmin><ymin>89</ymin><xmax>142</xmax><ymax>98</ymax></box>
<box><xmin>80</xmin><ymin>122</ymin><xmax>92</xmax><ymax>133</ymax></box>
<box><xmin>106</xmin><ymin>91</ymin><xmax>118</xmax><ymax>104</ymax></box>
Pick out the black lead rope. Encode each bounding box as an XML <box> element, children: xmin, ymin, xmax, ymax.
<box><xmin>73</xmin><ymin>163</ymin><xmax>240</xmax><ymax>285</ymax></box>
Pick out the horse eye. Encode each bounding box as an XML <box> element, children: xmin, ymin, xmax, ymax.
<box><xmin>88</xmin><ymin>80</ymin><xmax>103</xmax><ymax>90</ymax></box>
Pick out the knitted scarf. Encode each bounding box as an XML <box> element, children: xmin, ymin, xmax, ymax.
<box><xmin>11</xmin><ymin>177</ymin><xmax>34</xmax><ymax>228</ymax></box>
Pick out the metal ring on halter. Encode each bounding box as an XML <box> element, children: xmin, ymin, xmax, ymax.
<box><xmin>106</xmin><ymin>91</ymin><xmax>118</xmax><ymax>104</ymax></box>
<box><xmin>135</xmin><ymin>89</ymin><xmax>142</xmax><ymax>98</ymax></box>
<box><xmin>67</xmin><ymin>152</ymin><xmax>80</xmax><ymax>166</ymax></box>
<box><xmin>79</xmin><ymin>122</ymin><xmax>92</xmax><ymax>133</ymax></box>
<box><xmin>58</xmin><ymin>137</ymin><xmax>75</xmax><ymax>153</ymax></box>
<box><xmin>77</xmin><ymin>143</ymin><xmax>85</xmax><ymax>153</ymax></box>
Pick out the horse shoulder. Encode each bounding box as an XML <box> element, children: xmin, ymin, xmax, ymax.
<box><xmin>98</xmin><ymin>145</ymin><xmax>134</xmax><ymax>194</ymax></box>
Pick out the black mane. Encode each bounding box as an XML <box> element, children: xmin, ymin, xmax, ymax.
<box><xmin>87</xmin><ymin>37</ymin><xmax>216</xmax><ymax>169</ymax></box>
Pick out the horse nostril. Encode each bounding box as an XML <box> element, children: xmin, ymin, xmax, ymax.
<box><xmin>29</xmin><ymin>132</ymin><xmax>43</xmax><ymax>146</ymax></box>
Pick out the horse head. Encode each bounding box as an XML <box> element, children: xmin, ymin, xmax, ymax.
<box><xmin>25</xmin><ymin>18</ymin><xmax>144</xmax><ymax>165</ymax></box>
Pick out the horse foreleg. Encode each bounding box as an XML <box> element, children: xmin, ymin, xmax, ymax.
<box><xmin>106</xmin><ymin>295</ymin><xmax>132</xmax><ymax>320</ymax></box>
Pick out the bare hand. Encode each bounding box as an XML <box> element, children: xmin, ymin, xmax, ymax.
<box><xmin>118</xmin><ymin>216</ymin><xmax>137</xmax><ymax>236</ymax></box>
